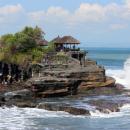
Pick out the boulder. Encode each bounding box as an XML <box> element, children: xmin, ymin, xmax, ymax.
<box><xmin>37</xmin><ymin>103</ymin><xmax>90</xmax><ymax>115</ymax></box>
<box><xmin>88</xmin><ymin>99</ymin><xmax>123</xmax><ymax>114</ymax></box>
<box><xmin>15</xmin><ymin>101</ymin><xmax>37</xmax><ymax>108</ymax></box>
<box><xmin>0</xmin><ymin>94</ymin><xmax>5</xmax><ymax>106</ymax></box>
<box><xmin>4</xmin><ymin>89</ymin><xmax>32</xmax><ymax>101</ymax></box>
<box><xmin>63</xmin><ymin>106</ymin><xmax>90</xmax><ymax>115</ymax></box>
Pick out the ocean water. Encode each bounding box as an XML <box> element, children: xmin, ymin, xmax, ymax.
<box><xmin>87</xmin><ymin>47</ymin><xmax>130</xmax><ymax>89</ymax></box>
<box><xmin>0</xmin><ymin>47</ymin><xmax>130</xmax><ymax>130</ymax></box>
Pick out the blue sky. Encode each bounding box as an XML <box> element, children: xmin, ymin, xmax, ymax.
<box><xmin>0</xmin><ymin>0</ymin><xmax>130</xmax><ymax>47</ymax></box>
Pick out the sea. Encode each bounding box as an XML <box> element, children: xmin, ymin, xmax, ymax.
<box><xmin>0</xmin><ymin>47</ymin><xmax>130</xmax><ymax>130</ymax></box>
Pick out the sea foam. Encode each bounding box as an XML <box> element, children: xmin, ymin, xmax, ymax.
<box><xmin>107</xmin><ymin>57</ymin><xmax>130</xmax><ymax>89</ymax></box>
<box><xmin>90</xmin><ymin>104</ymin><xmax>130</xmax><ymax>118</ymax></box>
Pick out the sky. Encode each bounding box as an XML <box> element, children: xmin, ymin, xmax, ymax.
<box><xmin>0</xmin><ymin>0</ymin><xmax>130</xmax><ymax>47</ymax></box>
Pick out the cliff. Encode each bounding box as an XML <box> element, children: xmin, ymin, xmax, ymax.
<box><xmin>26</xmin><ymin>59</ymin><xmax>115</xmax><ymax>97</ymax></box>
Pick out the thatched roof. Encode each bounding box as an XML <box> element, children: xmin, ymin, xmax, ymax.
<box><xmin>50</xmin><ymin>36</ymin><xmax>61</xmax><ymax>43</ymax></box>
<box><xmin>36</xmin><ymin>39</ymin><xmax>48</xmax><ymax>46</ymax></box>
<box><xmin>54</xmin><ymin>36</ymin><xmax>80</xmax><ymax>44</ymax></box>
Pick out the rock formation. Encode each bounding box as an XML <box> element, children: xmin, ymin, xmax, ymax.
<box><xmin>26</xmin><ymin>59</ymin><xmax>115</xmax><ymax>97</ymax></box>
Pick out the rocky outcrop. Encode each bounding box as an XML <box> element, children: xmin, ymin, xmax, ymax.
<box><xmin>79</xmin><ymin>77</ymin><xmax>115</xmax><ymax>92</ymax></box>
<box><xmin>37</xmin><ymin>103</ymin><xmax>90</xmax><ymax>115</ymax></box>
<box><xmin>4</xmin><ymin>89</ymin><xmax>33</xmax><ymax>101</ymax></box>
<box><xmin>0</xmin><ymin>59</ymin><xmax>120</xmax><ymax>116</ymax></box>
<box><xmin>1</xmin><ymin>85</ymin><xmax>130</xmax><ymax>115</ymax></box>
<box><xmin>88</xmin><ymin>100</ymin><xmax>123</xmax><ymax>114</ymax></box>
<box><xmin>14</xmin><ymin>101</ymin><xmax>37</xmax><ymax>108</ymax></box>
<box><xmin>26</xmin><ymin>61</ymin><xmax>115</xmax><ymax>97</ymax></box>
<box><xmin>27</xmin><ymin>78</ymin><xmax>81</xmax><ymax>97</ymax></box>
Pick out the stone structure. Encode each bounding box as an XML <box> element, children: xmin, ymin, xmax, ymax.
<box><xmin>25</xmin><ymin>36</ymin><xmax>116</xmax><ymax>97</ymax></box>
<box><xmin>52</xmin><ymin>35</ymin><xmax>87</xmax><ymax>66</ymax></box>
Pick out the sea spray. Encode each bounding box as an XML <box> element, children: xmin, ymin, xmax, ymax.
<box><xmin>107</xmin><ymin>57</ymin><xmax>130</xmax><ymax>89</ymax></box>
<box><xmin>90</xmin><ymin>104</ymin><xmax>130</xmax><ymax>118</ymax></box>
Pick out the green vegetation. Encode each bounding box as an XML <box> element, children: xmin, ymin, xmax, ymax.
<box><xmin>0</xmin><ymin>26</ymin><xmax>54</xmax><ymax>68</ymax></box>
<box><xmin>56</xmin><ymin>51</ymin><xmax>69</xmax><ymax>64</ymax></box>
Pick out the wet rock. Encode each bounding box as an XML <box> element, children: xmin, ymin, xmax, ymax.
<box><xmin>88</xmin><ymin>100</ymin><xmax>123</xmax><ymax>114</ymax></box>
<box><xmin>15</xmin><ymin>101</ymin><xmax>37</xmax><ymax>108</ymax></box>
<box><xmin>0</xmin><ymin>95</ymin><xmax>5</xmax><ymax>102</ymax></box>
<box><xmin>37</xmin><ymin>103</ymin><xmax>90</xmax><ymax>115</ymax></box>
<box><xmin>37</xmin><ymin>103</ymin><xmax>66</xmax><ymax>111</ymax></box>
<box><xmin>64</xmin><ymin>107</ymin><xmax>90</xmax><ymax>115</ymax></box>
<box><xmin>115</xmin><ymin>83</ymin><xmax>125</xmax><ymax>90</ymax></box>
<box><xmin>0</xmin><ymin>94</ymin><xmax>5</xmax><ymax>106</ymax></box>
<box><xmin>4</xmin><ymin>89</ymin><xmax>33</xmax><ymax>101</ymax></box>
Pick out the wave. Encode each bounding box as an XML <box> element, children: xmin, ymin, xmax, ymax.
<box><xmin>90</xmin><ymin>104</ymin><xmax>130</xmax><ymax>118</ymax></box>
<box><xmin>0</xmin><ymin>104</ymin><xmax>130</xmax><ymax>129</ymax></box>
<box><xmin>0</xmin><ymin>106</ymin><xmax>86</xmax><ymax>119</ymax></box>
<box><xmin>0</xmin><ymin>106</ymin><xmax>86</xmax><ymax>130</ymax></box>
<box><xmin>106</xmin><ymin>57</ymin><xmax>130</xmax><ymax>89</ymax></box>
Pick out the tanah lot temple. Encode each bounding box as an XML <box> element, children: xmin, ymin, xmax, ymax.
<box><xmin>27</xmin><ymin>35</ymin><xmax>115</xmax><ymax>97</ymax></box>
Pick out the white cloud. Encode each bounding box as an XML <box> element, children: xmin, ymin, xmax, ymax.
<box><xmin>47</xmin><ymin>7</ymin><xmax>69</xmax><ymax>17</ymax></box>
<box><xmin>0</xmin><ymin>4</ymin><xmax>28</xmax><ymax>34</ymax></box>
<box><xmin>29</xmin><ymin>6</ymin><xmax>69</xmax><ymax>25</ymax></box>
<box><xmin>0</xmin><ymin>4</ymin><xmax>24</xmax><ymax>24</ymax></box>
<box><xmin>120</xmin><ymin>0</ymin><xmax>130</xmax><ymax>20</ymax></box>
<box><xmin>0</xmin><ymin>1</ymin><xmax>130</xmax><ymax>34</ymax></box>
<box><xmin>29</xmin><ymin>1</ymin><xmax>130</xmax><ymax>28</ymax></box>
<box><xmin>0</xmin><ymin>4</ymin><xmax>23</xmax><ymax>15</ymax></box>
<box><xmin>125</xmin><ymin>0</ymin><xmax>130</xmax><ymax>8</ymax></box>
<box><xmin>73</xmin><ymin>3</ymin><xmax>106</xmax><ymax>23</ymax></box>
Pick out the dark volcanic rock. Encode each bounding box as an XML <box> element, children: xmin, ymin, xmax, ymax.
<box><xmin>37</xmin><ymin>103</ymin><xmax>69</xmax><ymax>111</ymax></box>
<box><xmin>0</xmin><ymin>94</ymin><xmax>5</xmax><ymax>106</ymax></box>
<box><xmin>4</xmin><ymin>89</ymin><xmax>33</xmax><ymax>101</ymax></box>
<box><xmin>15</xmin><ymin>101</ymin><xmax>37</xmax><ymax>108</ymax></box>
<box><xmin>64</xmin><ymin>107</ymin><xmax>90</xmax><ymax>115</ymax></box>
<box><xmin>88</xmin><ymin>99</ymin><xmax>123</xmax><ymax>114</ymax></box>
<box><xmin>37</xmin><ymin>103</ymin><xmax>90</xmax><ymax>115</ymax></box>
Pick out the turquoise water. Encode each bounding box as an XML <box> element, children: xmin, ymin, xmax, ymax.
<box><xmin>0</xmin><ymin>47</ymin><xmax>130</xmax><ymax>130</ymax></box>
<box><xmin>86</xmin><ymin>47</ymin><xmax>130</xmax><ymax>69</ymax></box>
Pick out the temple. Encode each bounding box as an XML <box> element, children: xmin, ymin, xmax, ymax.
<box><xmin>52</xmin><ymin>36</ymin><xmax>87</xmax><ymax>66</ymax></box>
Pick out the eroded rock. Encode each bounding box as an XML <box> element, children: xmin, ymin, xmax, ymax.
<box><xmin>37</xmin><ymin>103</ymin><xmax>90</xmax><ymax>115</ymax></box>
<box><xmin>88</xmin><ymin>99</ymin><xmax>123</xmax><ymax>114</ymax></box>
<box><xmin>4</xmin><ymin>89</ymin><xmax>33</xmax><ymax>101</ymax></box>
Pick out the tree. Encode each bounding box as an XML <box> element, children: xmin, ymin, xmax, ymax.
<box><xmin>0</xmin><ymin>26</ymin><xmax>46</xmax><ymax>67</ymax></box>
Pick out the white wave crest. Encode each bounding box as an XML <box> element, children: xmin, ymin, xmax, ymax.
<box><xmin>0</xmin><ymin>107</ymin><xmax>86</xmax><ymax>130</ymax></box>
<box><xmin>90</xmin><ymin>104</ymin><xmax>130</xmax><ymax>118</ymax></box>
<box><xmin>90</xmin><ymin>110</ymin><xmax>122</xmax><ymax>118</ymax></box>
<box><xmin>107</xmin><ymin>57</ymin><xmax>130</xmax><ymax>89</ymax></box>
